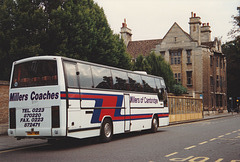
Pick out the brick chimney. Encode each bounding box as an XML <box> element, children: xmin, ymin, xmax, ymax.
<box><xmin>201</xmin><ymin>23</ymin><xmax>211</xmax><ymax>42</ymax></box>
<box><xmin>189</xmin><ymin>12</ymin><xmax>201</xmax><ymax>45</ymax></box>
<box><xmin>120</xmin><ymin>19</ymin><xmax>132</xmax><ymax>46</ymax></box>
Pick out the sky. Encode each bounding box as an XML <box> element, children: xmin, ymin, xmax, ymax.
<box><xmin>94</xmin><ymin>0</ymin><xmax>239</xmax><ymax>43</ymax></box>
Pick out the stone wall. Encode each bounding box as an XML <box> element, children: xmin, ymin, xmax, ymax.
<box><xmin>0</xmin><ymin>81</ymin><xmax>9</xmax><ymax>124</ymax></box>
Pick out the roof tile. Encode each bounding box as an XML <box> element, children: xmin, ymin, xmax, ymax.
<box><xmin>127</xmin><ymin>39</ymin><xmax>162</xmax><ymax>58</ymax></box>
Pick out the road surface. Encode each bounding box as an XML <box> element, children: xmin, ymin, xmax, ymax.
<box><xmin>0</xmin><ymin>115</ymin><xmax>240</xmax><ymax>161</ymax></box>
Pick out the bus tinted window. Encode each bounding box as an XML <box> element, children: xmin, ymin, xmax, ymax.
<box><xmin>155</xmin><ymin>78</ymin><xmax>162</xmax><ymax>90</ymax></box>
<box><xmin>78</xmin><ymin>63</ymin><xmax>93</xmax><ymax>88</ymax></box>
<box><xmin>128</xmin><ymin>73</ymin><xmax>143</xmax><ymax>92</ymax></box>
<box><xmin>64</xmin><ymin>62</ymin><xmax>78</xmax><ymax>88</ymax></box>
<box><xmin>11</xmin><ymin>60</ymin><xmax>58</xmax><ymax>88</ymax></box>
<box><xmin>141</xmin><ymin>76</ymin><xmax>156</xmax><ymax>93</ymax></box>
<box><xmin>155</xmin><ymin>78</ymin><xmax>168</xmax><ymax>106</ymax></box>
<box><xmin>111</xmin><ymin>70</ymin><xmax>128</xmax><ymax>90</ymax></box>
<box><xmin>92</xmin><ymin>66</ymin><xmax>113</xmax><ymax>89</ymax></box>
<box><xmin>160</xmin><ymin>78</ymin><xmax>166</xmax><ymax>88</ymax></box>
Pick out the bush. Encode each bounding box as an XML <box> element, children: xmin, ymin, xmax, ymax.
<box><xmin>172</xmin><ymin>83</ymin><xmax>187</xmax><ymax>95</ymax></box>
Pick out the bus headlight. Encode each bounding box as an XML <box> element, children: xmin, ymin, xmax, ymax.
<box><xmin>54</xmin><ymin>130</ymin><xmax>59</xmax><ymax>135</ymax></box>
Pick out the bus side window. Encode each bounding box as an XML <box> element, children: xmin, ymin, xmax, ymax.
<box><xmin>128</xmin><ymin>73</ymin><xmax>143</xmax><ymax>92</ymax></box>
<box><xmin>141</xmin><ymin>76</ymin><xmax>156</xmax><ymax>93</ymax></box>
<box><xmin>155</xmin><ymin>78</ymin><xmax>161</xmax><ymax>91</ymax></box>
<box><xmin>159</xmin><ymin>78</ymin><xmax>168</xmax><ymax>107</ymax></box>
<box><xmin>92</xmin><ymin>66</ymin><xmax>113</xmax><ymax>89</ymax></box>
<box><xmin>155</xmin><ymin>78</ymin><xmax>163</xmax><ymax>100</ymax></box>
<box><xmin>64</xmin><ymin>62</ymin><xmax>79</xmax><ymax>88</ymax></box>
<box><xmin>111</xmin><ymin>70</ymin><xmax>128</xmax><ymax>90</ymax></box>
<box><xmin>77</xmin><ymin>63</ymin><xmax>93</xmax><ymax>88</ymax></box>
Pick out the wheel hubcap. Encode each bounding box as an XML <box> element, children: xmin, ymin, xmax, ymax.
<box><xmin>153</xmin><ymin>118</ymin><xmax>157</xmax><ymax>129</ymax></box>
<box><xmin>104</xmin><ymin>123</ymin><xmax>111</xmax><ymax>138</ymax></box>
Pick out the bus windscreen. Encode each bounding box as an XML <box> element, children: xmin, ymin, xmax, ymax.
<box><xmin>11</xmin><ymin>60</ymin><xmax>58</xmax><ymax>88</ymax></box>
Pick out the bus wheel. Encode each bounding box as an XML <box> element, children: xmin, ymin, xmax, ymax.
<box><xmin>100</xmin><ymin>118</ymin><xmax>113</xmax><ymax>142</ymax></box>
<box><xmin>151</xmin><ymin>116</ymin><xmax>158</xmax><ymax>133</ymax></box>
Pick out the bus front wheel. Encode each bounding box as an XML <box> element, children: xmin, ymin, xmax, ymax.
<box><xmin>100</xmin><ymin>118</ymin><xmax>113</xmax><ymax>142</ymax></box>
<box><xmin>151</xmin><ymin>116</ymin><xmax>158</xmax><ymax>133</ymax></box>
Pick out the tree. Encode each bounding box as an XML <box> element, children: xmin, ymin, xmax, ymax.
<box><xmin>0</xmin><ymin>0</ymin><xmax>131</xmax><ymax>80</ymax></box>
<box><xmin>133</xmin><ymin>54</ymin><xmax>151</xmax><ymax>72</ymax></box>
<box><xmin>0</xmin><ymin>0</ymin><xmax>47</xmax><ymax>80</ymax></box>
<box><xmin>228</xmin><ymin>7</ymin><xmax>240</xmax><ymax>39</ymax></box>
<box><xmin>222</xmin><ymin>37</ymin><xmax>240</xmax><ymax>98</ymax></box>
<box><xmin>222</xmin><ymin>7</ymin><xmax>240</xmax><ymax>99</ymax></box>
<box><xmin>145</xmin><ymin>53</ymin><xmax>175</xmax><ymax>91</ymax></box>
<box><xmin>133</xmin><ymin>52</ymin><xmax>177</xmax><ymax>92</ymax></box>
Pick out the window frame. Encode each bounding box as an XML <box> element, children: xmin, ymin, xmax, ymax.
<box><xmin>77</xmin><ymin>63</ymin><xmax>94</xmax><ymax>89</ymax></box>
<box><xmin>186</xmin><ymin>49</ymin><xmax>192</xmax><ymax>65</ymax></box>
<box><xmin>63</xmin><ymin>61</ymin><xmax>79</xmax><ymax>88</ymax></box>
<box><xmin>170</xmin><ymin>50</ymin><xmax>182</xmax><ymax>65</ymax></box>
<box><xmin>11</xmin><ymin>60</ymin><xmax>58</xmax><ymax>89</ymax></box>
<box><xmin>62</xmin><ymin>58</ymin><xmax>166</xmax><ymax>94</ymax></box>
<box><xmin>186</xmin><ymin>71</ymin><xmax>193</xmax><ymax>86</ymax></box>
<box><xmin>111</xmin><ymin>69</ymin><xmax>129</xmax><ymax>91</ymax></box>
<box><xmin>128</xmin><ymin>73</ymin><xmax>143</xmax><ymax>92</ymax></box>
<box><xmin>91</xmin><ymin>66</ymin><xmax>113</xmax><ymax>89</ymax></box>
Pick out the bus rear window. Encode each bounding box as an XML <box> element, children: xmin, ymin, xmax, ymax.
<box><xmin>11</xmin><ymin>60</ymin><xmax>58</xmax><ymax>88</ymax></box>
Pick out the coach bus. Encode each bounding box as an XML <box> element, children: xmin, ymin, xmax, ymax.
<box><xmin>8</xmin><ymin>56</ymin><xmax>169</xmax><ymax>142</ymax></box>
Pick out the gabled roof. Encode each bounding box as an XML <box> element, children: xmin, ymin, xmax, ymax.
<box><xmin>126</xmin><ymin>22</ymin><xmax>199</xmax><ymax>59</ymax></box>
<box><xmin>162</xmin><ymin>22</ymin><xmax>194</xmax><ymax>42</ymax></box>
<box><xmin>127</xmin><ymin>39</ymin><xmax>162</xmax><ymax>58</ymax></box>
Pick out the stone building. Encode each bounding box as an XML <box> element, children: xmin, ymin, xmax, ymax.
<box><xmin>121</xmin><ymin>12</ymin><xmax>227</xmax><ymax>111</ymax></box>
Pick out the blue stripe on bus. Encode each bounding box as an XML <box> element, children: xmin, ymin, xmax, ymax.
<box><xmin>60</xmin><ymin>91</ymin><xmax>169</xmax><ymax>123</ymax></box>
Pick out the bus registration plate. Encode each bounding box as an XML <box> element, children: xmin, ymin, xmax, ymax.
<box><xmin>27</xmin><ymin>131</ymin><xmax>39</xmax><ymax>135</ymax></box>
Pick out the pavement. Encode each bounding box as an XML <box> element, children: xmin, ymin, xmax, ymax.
<box><xmin>0</xmin><ymin>112</ymin><xmax>238</xmax><ymax>152</ymax></box>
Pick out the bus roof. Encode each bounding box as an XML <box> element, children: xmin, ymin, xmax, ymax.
<box><xmin>13</xmin><ymin>55</ymin><xmax>164</xmax><ymax>80</ymax></box>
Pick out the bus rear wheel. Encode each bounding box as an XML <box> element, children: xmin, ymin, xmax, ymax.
<box><xmin>100</xmin><ymin>118</ymin><xmax>113</xmax><ymax>142</ymax></box>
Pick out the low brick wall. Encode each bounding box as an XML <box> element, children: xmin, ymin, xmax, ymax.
<box><xmin>0</xmin><ymin>81</ymin><xmax>9</xmax><ymax>125</ymax></box>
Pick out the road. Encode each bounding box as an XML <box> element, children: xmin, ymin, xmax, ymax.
<box><xmin>0</xmin><ymin>115</ymin><xmax>240</xmax><ymax>162</ymax></box>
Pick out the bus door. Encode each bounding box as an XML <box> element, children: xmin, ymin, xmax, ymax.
<box><xmin>124</xmin><ymin>94</ymin><xmax>131</xmax><ymax>132</ymax></box>
<box><xmin>63</xmin><ymin>62</ymin><xmax>81</xmax><ymax>132</ymax></box>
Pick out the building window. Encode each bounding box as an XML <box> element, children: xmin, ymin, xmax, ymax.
<box><xmin>186</xmin><ymin>71</ymin><xmax>192</xmax><ymax>86</ymax></box>
<box><xmin>216</xmin><ymin>56</ymin><xmax>219</xmax><ymax>67</ymax></box>
<box><xmin>160</xmin><ymin>51</ymin><xmax>165</xmax><ymax>58</ymax></box>
<box><xmin>175</xmin><ymin>73</ymin><xmax>181</xmax><ymax>83</ymax></box>
<box><xmin>170</xmin><ymin>50</ymin><xmax>181</xmax><ymax>65</ymax></box>
<box><xmin>211</xmin><ymin>96</ymin><xmax>214</xmax><ymax>107</ymax></box>
<box><xmin>210</xmin><ymin>76</ymin><xmax>214</xmax><ymax>86</ymax></box>
<box><xmin>210</xmin><ymin>56</ymin><xmax>213</xmax><ymax>66</ymax></box>
<box><xmin>220</xmin><ymin>58</ymin><xmax>222</xmax><ymax>68</ymax></box>
<box><xmin>174</xmin><ymin>37</ymin><xmax>177</xmax><ymax>42</ymax></box>
<box><xmin>186</xmin><ymin>50</ymin><xmax>192</xmax><ymax>64</ymax></box>
<box><xmin>216</xmin><ymin>94</ymin><xmax>223</xmax><ymax>107</ymax></box>
<box><xmin>222</xmin><ymin>77</ymin><xmax>224</xmax><ymax>86</ymax></box>
<box><xmin>223</xmin><ymin>59</ymin><xmax>225</xmax><ymax>70</ymax></box>
<box><xmin>216</xmin><ymin>75</ymin><xmax>219</xmax><ymax>87</ymax></box>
